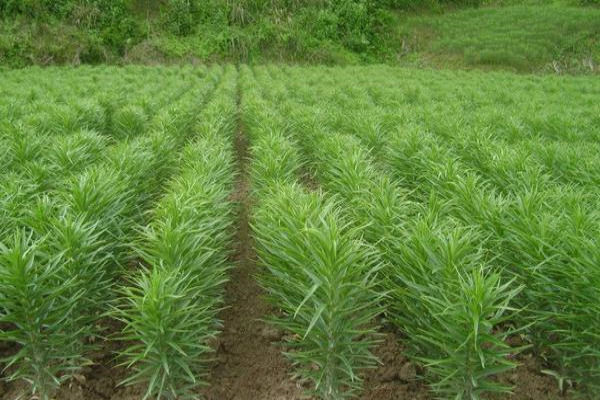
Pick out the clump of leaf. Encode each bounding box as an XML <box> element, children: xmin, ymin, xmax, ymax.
<box><xmin>253</xmin><ymin>185</ymin><xmax>384</xmax><ymax>399</ymax></box>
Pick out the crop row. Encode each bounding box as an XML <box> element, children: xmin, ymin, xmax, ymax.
<box><xmin>0</xmin><ymin>67</ymin><xmax>224</xmax><ymax>178</ymax></box>
<box><xmin>0</xmin><ymin>66</ymin><xmax>216</xmax><ymax>126</ymax></box>
<box><xmin>249</xmin><ymin>67</ymin><xmax>522</xmax><ymax>399</ymax></box>
<box><xmin>2</xmin><ymin>64</ymin><xmax>599</xmax><ymax>400</ymax></box>
<box><xmin>252</xmin><ymin>65</ymin><xmax>600</xmax><ymax>397</ymax></box>
<box><xmin>273</xmin><ymin>65</ymin><xmax>600</xmax><ymax>190</ymax></box>
<box><xmin>0</xmin><ymin>67</ymin><xmax>224</xmax><ymax>244</ymax></box>
<box><xmin>242</xmin><ymin>66</ymin><xmax>383</xmax><ymax>399</ymax></box>
<box><xmin>0</xmin><ymin>66</ymin><xmax>236</xmax><ymax>400</ymax></box>
<box><xmin>116</xmin><ymin>69</ymin><xmax>237</xmax><ymax>400</ymax></box>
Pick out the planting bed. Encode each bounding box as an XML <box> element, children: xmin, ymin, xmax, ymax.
<box><xmin>1</xmin><ymin>65</ymin><xmax>599</xmax><ymax>399</ymax></box>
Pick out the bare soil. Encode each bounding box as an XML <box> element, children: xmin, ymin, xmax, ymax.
<box><xmin>359</xmin><ymin>331</ymin><xmax>430</xmax><ymax>400</ymax></box>
<box><xmin>489</xmin><ymin>355</ymin><xmax>573</xmax><ymax>400</ymax></box>
<box><xmin>198</xmin><ymin>89</ymin><xmax>306</xmax><ymax>400</ymax></box>
<box><xmin>299</xmin><ymin>166</ymin><xmax>321</xmax><ymax>192</ymax></box>
<box><xmin>1</xmin><ymin>324</ymin><xmax>570</xmax><ymax>400</ymax></box>
<box><xmin>0</xmin><ymin>318</ymin><xmax>146</xmax><ymax>400</ymax></box>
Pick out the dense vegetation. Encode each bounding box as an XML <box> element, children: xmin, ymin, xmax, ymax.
<box><xmin>1</xmin><ymin>2</ymin><xmax>599</xmax><ymax>400</ymax></box>
<box><xmin>398</xmin><ymin>3</ymin><xmax>600</xmax><ymax>73</ymax></box>
<box><xmin>0</xmin><ymin>65</ymin><xmax>237</xmax><ymax>400</ymax></box>
<box><xmin>1</xmin><ymin>65</ymin><xmax>600</xmax><ymax>399</ymax></box>
<box><xmin>0</xmin><ymin>0</ymin><xmax>598</xmax><ymax>71</ymax></box>
<box><xmin>247</xmin><ymin>64</ymin><xmax>600</xmax><ymax>398</ymax></box>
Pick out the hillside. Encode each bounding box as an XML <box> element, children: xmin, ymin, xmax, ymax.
<box><xmin>396</xmin><ymin>3</ymin><xmax>600</xmax><ymax>73</ymax></box>
<box><xmin>0</xmin><ymin>0</ymin><xmax>599</xmax><ymax>73</ymax></box>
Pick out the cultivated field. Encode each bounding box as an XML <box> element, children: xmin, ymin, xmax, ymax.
<box><xmin>0</xmin><ymin>65</ymin><xmax>599</xmax><ymax>400</ymax></box>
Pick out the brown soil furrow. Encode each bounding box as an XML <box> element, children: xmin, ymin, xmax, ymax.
<box><xmin>359</xmin><ymin>330</ymin><xmax>430</xmax><ymax>400</ymax></box>
<box><xmin>200</xmin><ymin>76</ymin><xmax>304</xmax><ymax>400</ymax></box>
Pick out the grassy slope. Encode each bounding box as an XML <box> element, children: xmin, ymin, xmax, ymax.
<box><xmin>1</xmin><ymin>3</ymin><xmax>599</xmax><ymax>73</ymax></box>
<box><xmin>397</xmin><ymin>3</ymin><xmax>600</xmax><ymax>73</ymax></box>
<box><xmin>0</xmin><ymin>15</ymin><xmax>366</xmax><ymax>67</ymax></box>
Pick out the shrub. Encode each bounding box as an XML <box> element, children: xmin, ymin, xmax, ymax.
<box><xmin>160</xmin><ymin>0</ymin><xmax>199</xmax><ymax>36</ymax></box>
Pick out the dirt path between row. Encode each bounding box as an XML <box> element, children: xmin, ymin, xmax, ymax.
<box><xmin>199</xmin><ymin>79</ymin><xmax>305</xmax><ymax>400</ymax></box>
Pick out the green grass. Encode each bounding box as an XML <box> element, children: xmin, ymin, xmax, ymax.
<box><xmin>397</xmin><ymin>4</ymin><xmax>600</xmax><ymax>73</ymax></box>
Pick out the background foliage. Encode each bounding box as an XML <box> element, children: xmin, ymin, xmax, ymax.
<box><xmin>0</xmin><ymin>0</ymin><xmax>598</xmax><ymax>70</ymax></box>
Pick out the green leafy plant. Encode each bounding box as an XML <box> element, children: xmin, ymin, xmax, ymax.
<box><xmin>0</xmin><ymin>231</ymin><xmax>85</xmax><ymax>400</ymax></box>
<box><xmin>388</xmin><ymin>218</ymin><xmax>524</xmax><ymax>399</ymax></box>
<box><xmin>253</xmin><ymin>184</ymin><xmax>383</xmax><ymax>399</ymax></box>
<box><xmin>118</xmin><ymin>267</ymin><xmax>219</xmax><ymax>400</ymax></box>
<box><xmin>250</xmin><ymin>65</ymin><xmax>528</xmax><ymax>399</ymax></box>
<box><xmin>0</xmin><ymin>65</ymin><xmax>221</xmax><ymax>399</ymax></box>
<box><xmin>116</xmin><ymin>83</ymin><xmax>236</xmax><ymax>399</ymax></box>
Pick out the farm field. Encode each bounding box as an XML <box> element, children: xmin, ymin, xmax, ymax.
<box><xmin>1</xmin><ymin>64</ymin><xmax>599</xmax><ymax>400</ymax></box>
